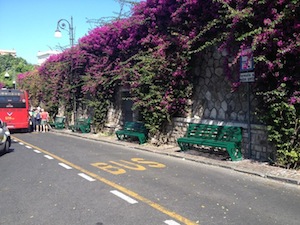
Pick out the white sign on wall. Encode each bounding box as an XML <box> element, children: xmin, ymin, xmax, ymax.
<box><xmin>240</xmin><ymin>72</ymin><xmax>255</xmax><ymax>83</ymax></box>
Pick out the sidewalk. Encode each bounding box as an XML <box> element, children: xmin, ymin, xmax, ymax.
<box><xmin>52</xmin><ymin>129</ymin><xmax>300</xmax><ymax>186</ymax></box>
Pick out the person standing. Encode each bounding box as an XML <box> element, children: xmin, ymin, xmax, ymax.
<box><xmin>29</xmin><ymin>107</ymin><xmax>37</xmax><ymax>132</ymax></box>
<box><xmin>35</xmin><ymin>108</ymin><xmax>41</xmax><ymax>132</ymax></box>
<box><xmin>40</xmin><ymin>108</ymin><xmax>49</xmax><ymax>132</ymax></box>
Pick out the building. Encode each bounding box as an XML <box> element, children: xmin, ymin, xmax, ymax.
<box><xmin>0</xmin><ymin>49</ymin><xmax>17</xmax><ymax>57</ymax></box>
<box><xmin>37</xmin><ymin>50</ymin><xmax>60</xmax><ymax>65</ymax></box>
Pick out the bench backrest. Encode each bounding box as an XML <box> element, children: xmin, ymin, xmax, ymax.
<box><xmin>76</xmin><ymin>117</ymin><xmax>91</xmax><ymax>125</ymax></box>
<box><xmin>55</xmin><ymin>116</ymin><xmax>65</xmax><ymax>123</ymax></box>
<box><xmin>186</xmin><ymin>123</ymin><xmax>242</xmax><ymax>142</ymax></box>
<box><xmin>123</xmin><ymin>121</ymin><xmax>148</xmax><ymax>134</ymax></box>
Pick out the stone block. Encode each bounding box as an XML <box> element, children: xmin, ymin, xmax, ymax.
<box><xmin>210</xmin><ymin>108</ymin><xmax>217</xmax><ymax>119</ymax></box>
<box><xmin>205</xmin><ymin>91</ymin><xmax>212</xmax><ymax>101</ymax></box>
<box><xmin>206</xmin><ymin>67</ymin><xmax>212</xmax><ymax>77</ymax></box>
<box><xmin>237</xmin><ymin>112</ymin><xmax>246</xmax><ymax>121</ymax></box>
<box><xmin>214</xmin><ymin>59</ymin><xmax>221</xmax><ymax>67</ymax></box>
<box><xmin>204</xmin><ymin>109</ymin><xmax>210</xmax><ymax>118</ymax></box>
<box><xmin>215</xmin><ymin>67</ymin><xmax>223</xmax><ymax>76</ymax></box>
<box><xmin>219</xmin><ymin>108</ymin><xmax>225</xmax><ymax>120</ymax></box>
<box><xmin>221</xmin><ymin>101</ymin><xmax>228</xmax><ymax>111</ymax></box>
<box><xmin>230</xmin><ymin>112</ymin><xmax>237</xmax><ymax>120</ymax></box>
<box><xmin>255</xmin><ymin>151</ymin><xmax>261</xmax><ymax>160</ymax></box>
<box><xmin>213</xmin><ymin>51</ymin><xmax>221</xmax><ymax>60</ymax></box>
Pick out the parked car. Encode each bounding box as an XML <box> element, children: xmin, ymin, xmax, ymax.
<box><xmin>0</xmin><ymin>119</ymin><xmax>11</xmax><ymax>155</ymax></box>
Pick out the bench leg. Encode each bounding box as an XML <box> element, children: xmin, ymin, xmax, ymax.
<box><xmin>83</xmin><ymin>126</ymin><xmax>91</xmax><ymax>133</ymax></box>
<box><xmin>116</xmin><ymin>134</ymin><xmax>124</xmax><ymax>140</ymax></box>
<box><xmin>178</xmin><ymin>142</ymin><xmax>189</xmax><ymax>151</ymax></box>
<box><xmin>226</xmin><ymin>144</ymin><xmax>243</xmax><ymax>161</ymax></box>
<box><xmin>79</xmin><ymin>126</ymin><xmax>86</xmax><ymax>133</ymax></box>
<box><xmin>138</xmin><ymin>136</ymin><xmax>147</xmax><ymax>144</ymax></box>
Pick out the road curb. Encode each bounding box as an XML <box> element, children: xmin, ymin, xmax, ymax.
<box><xmin>264</xmin><ymin>175</ymin><xmax>300</xmax><ymax>185</ymax></box>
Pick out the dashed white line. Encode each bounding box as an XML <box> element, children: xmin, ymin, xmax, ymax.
<box><xmin>110</xmin><ymin>190</ymin><xmax>138</xmax><ymax>204</ymax></box>
<box><xmin>33</xmin><ymin>149</ymin><xmax>41</xmax><ymax>153</ymax></box>
<box><xmin>25</xmin><ymin>145</ymin><xmax>32</xmax><ymax>149</ymax></box>
<box><xmin>164</xmin><ymin>220</ymin><xmax>181</xmax><ymax>225</ymax></box>
<box><xmin>44</xmin><ymin>155</ymin><xmax>54</xmax><ymax>160</ymax></box>
<box><xmin>19</xmin><ymin>142</ymin><xmax>24</xmax><ymax>145</ymax></box>
<box><xmin>59</xmin><ymin>163</ymin><xmax>73</xmax><ymax>170</ymax></box>
<box><xmin>78</xmin><ymin>173</ymin><xmax>96</xmax><ymax>181</ymax></box>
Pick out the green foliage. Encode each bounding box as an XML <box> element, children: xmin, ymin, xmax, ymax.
<box><xmin>129</xmin><ymin>53</ymin><xmax>170</xmax><ymax>134</ymax></box>
<box><xmin>257</xmin><ymin>83</ymin><xmax>300</xmax><ymax>169</ymax></box>
<box><xmin>0</xmin><ymin>55</ymin><xmax>34</xmax><ymax>88</ymax></box>
<box><xmin>83</xmin><ymin>92</ymin><xmax>110</xmax><ymax>132</ymax></box>
<box><xmin>123</xmin><ymin>49</ymin><xmax>192</xmax><ymax>135</ymax></box>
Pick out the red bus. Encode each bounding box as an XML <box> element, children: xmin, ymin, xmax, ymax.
<box><xmin>0</xmin><ymin>89</ymin><xmax>30</xmax><ymax>131</ymax></box>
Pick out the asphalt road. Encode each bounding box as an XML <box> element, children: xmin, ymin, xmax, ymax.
<box><xmin>1</xmin><ymin>132</ymin><xmax>300</xmax><ymax>225</ymax></box>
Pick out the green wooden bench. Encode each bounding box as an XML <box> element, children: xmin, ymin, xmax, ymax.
<box><xmin>49</xmin><ymin>116</ymin><xmax>65</xmax><ymax>129</ymax></box>
<box><xmin>115</xmin><ymin>121</ymin><xmax>148</xmax><ymax>144</ymax></box>
<box><xmin>70</xmin><ymin>117</ymin><xmax>92</xmax><ymax>133</ymax></box>
<box><xmin>177</xmin><ymin>123</ymin><xmax>243</xmax><ymax>161</ymax></box>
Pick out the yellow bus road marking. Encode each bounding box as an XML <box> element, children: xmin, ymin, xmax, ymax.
<box><xmin>91</xmin><ymin>158</ymin><xmax>166</xmax><ymax>175</ymax></box>
<box><xmin>13</xmin><ymin>136</ymin><xmax>199</xmax><ymax>225</ymax></box>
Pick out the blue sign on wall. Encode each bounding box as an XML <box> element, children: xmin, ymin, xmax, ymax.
<box><xmin>240</xmin><ymin>48</ymin><xmax>254</xmax><ymax>72</ymax></box>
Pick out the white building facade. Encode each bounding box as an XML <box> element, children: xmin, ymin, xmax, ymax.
<box><xmin>0</xmin><ymin>49</ymin><xmax>17</xmax><ymax>57</ymax></box>
<box><xmin>37</xmin><ymin>50</ymin><xmax>60</xmax><ymax>65</ymax></box>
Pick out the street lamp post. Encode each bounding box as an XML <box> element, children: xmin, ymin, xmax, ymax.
<box><xmin>54</xmin><ymin>16</ymin><xmax>74</xmax><ymax>47</ymax></box>
<box><xmin>54</xmin><ymin>17</ymin><xmax>77</xmax><ymax>124</ymax></box>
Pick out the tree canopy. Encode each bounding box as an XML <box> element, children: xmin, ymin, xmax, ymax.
<box><xmin>0</xmin><ymin>54</ymin><xmax>34</xmax><ymax>88</ymax></box>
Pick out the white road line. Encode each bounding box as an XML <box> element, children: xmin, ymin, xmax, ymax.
<box><xmin>58</xmin><ymin>163</ymin><xmax>72</xmax><ymax>170</ymax></box>
<box><xmin>19</xmin><ymin>142</ymin><xmax>24</xmax><ymax>145</ymax></box>
<box><xmin>164</xmin><ymin>220</ymin><xmax>181</xmax><ymax>225</ymax></box>
<box><xmin>25</xmin><ymin>145</ymin><xmax>32</xmax><ymax>149</ymax></box>
<box><xmin>44</xmin><ymin>155</ymin><xmax>54</xmax><ymax>160</ymax></box>
<box><xmin>110</xmin><ymin>190</ymin><xmax>138</xmax><ymax>204</ymax></box>
<box><xmin>33</xmin><ymin>149</ymin><xmax>41</xmax><ymax>153</ymax></box>
<box><xmin>78</xmin><ymin>173</ymin><xmax>96</xmax><ymax>181</ymax></box>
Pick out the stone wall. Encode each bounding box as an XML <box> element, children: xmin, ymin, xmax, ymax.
<box><xmin>191</xmin><ymin>47</ymin><xmax>257</xmax><ymax>122</ymax></box>
<box><xmin>161</xmin><ymin>47</ymin><xmax>275</xmax><ymax>161</ymax></box>
<box><xmin>101</xmin><ymin>47</ymin><xmax>275</xmax><ymax>162</ymax></box>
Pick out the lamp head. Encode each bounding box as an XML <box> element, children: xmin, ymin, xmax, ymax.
<box><xmin>54</xmin><ymin>29</ymin><xmax>62</xmax><ymax>38</ymax></box>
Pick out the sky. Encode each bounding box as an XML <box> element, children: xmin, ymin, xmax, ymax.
<box><xmin>0</xmin><ymin>0</ymin><xmax>138</xmax><ymax>65</ymax></box>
